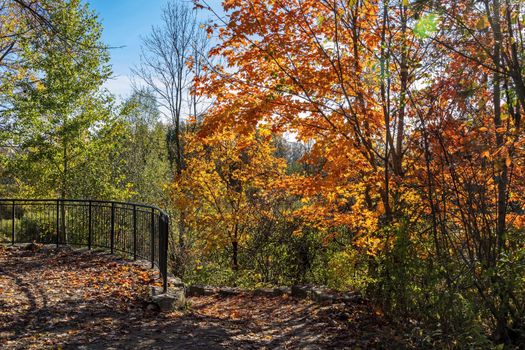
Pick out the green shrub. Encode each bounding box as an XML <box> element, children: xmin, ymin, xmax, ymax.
<box><xmin>18</xmin><ymin>217</ymin><xmax>55</xmax><ymax>244</ymax></box>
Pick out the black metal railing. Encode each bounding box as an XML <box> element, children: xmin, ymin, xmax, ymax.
<box><xmin>0</xmin><ymin>198</ymin><xmax>169</xmax><ymax>292</ymax></box>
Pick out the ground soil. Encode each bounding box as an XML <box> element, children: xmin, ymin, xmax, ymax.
<box><xmin>0</xmin><ymin>245</ymin><xmax>409</xmax><ymax>349</ymax></box>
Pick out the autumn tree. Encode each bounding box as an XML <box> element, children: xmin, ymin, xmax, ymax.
<box><xmin>172</xmin><ymin>124</ymin><xmax>286</xmax><ymax>281</ymax></box>
<box><xmin>197</xmin><ymin>0</ymin><xmax>433</xmax><ymax>258</ymax></box>
<box><xmin>398</xmin><ymin>0</ymin><xmax>525</xmax><ymax>343</ymax></box>
<box><xmin>194</xmin><ymin>0</ymin><xmax>525</xmax><ymax>345</ymax></box>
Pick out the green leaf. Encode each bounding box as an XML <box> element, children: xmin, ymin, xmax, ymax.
<box><xmin>316</xmin><ymin>15</ymin><xmax>325</xmax><ymax>27</ymax></box>
<box><xmin>414</xmin><ymin>13</ymin><xmax>438</xmax><ymax>39</ymax></box>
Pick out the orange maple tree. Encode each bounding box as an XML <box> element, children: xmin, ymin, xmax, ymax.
<box><xmin>196</xmin><ymin>0</ymin><xmax>430</xmax><ymax>255</ymax></box>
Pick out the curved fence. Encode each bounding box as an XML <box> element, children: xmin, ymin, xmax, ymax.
<box><xmin>0</xmin><ymin>199</ymin><xmax>169</xmax><ymax>292</ymax></box>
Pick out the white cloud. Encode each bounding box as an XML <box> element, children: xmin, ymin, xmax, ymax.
<box><xmin>103</xmin><ymin>75</ymin><xmax>133</xmax><ymax>100</ymax></box>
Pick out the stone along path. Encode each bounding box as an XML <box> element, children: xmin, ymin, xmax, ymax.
<box><xmin>0</xmin><ymin>245</ymin><xmax>409</xmax><ymax>349</ymax></box>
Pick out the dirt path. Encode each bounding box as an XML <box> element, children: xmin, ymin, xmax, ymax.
<box><xmin>0</xmin><ymin>245</ymin><xmax>408</xmax><ymax>349</ymax></box>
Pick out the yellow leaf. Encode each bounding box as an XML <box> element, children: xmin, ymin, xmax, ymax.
<box><xmin>476</xmin><ymin>16</ymin><xmax>489</xmax><ymax>30</ymax></box>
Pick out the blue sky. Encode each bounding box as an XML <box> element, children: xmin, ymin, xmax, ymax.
<box><xmin>87</xmin><ymin>0</ymin><xmax>221</xmax><ymax>99</ymax></box>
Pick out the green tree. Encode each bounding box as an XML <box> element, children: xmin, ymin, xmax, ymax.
<box><xmin>119</xmin><ymin>89</ymin><xmax>170</xmax><ymax>205</ymax></box>
<box><xmin>1</xmin><ymin>0</ymin><xmax>116</xmax><ymax>199</ymax></box>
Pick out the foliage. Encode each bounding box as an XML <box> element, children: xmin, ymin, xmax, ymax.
<box><xmin>118</xmin><ymin>89</ymin><xmax>170</xmax><ymax>205</ymax></box>
<box><xmin>189</xmin><ymin>0</ymin><xmax>525</xmax><ymax>346</ymax></box>
<box><xmin>172</xmin><ymin>124</ymin><xmax>287</xmax><ymax>280</ymax></box>
<box><xmin>0</xmin><ymin>0</ymin><xmax>121</xmax><ymax>199</ymax></box>
<box><xmin>4</xmin><ymin>0</ymin><xmax>525</xmax><ymax>347</ymax></box>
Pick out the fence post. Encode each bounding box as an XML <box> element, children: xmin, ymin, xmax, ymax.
<box><xmin>11</xmin><ymin>200</ymin><xmax>15</xmax><ymax>245</ymax></box>
<box><xmin>161</xmin><ymin>214</ymin><xmax>169</xmax><ymax>293</ymax></box>
<box><xmin>150</xmin><ymin>208</ymin><xmax>155</xmax><ymax>268</ymax></box>
<box><xmin>158</xmin><ymin>214</ymin><xmax>163</xmax><ymax>291</ymax></box>
<box><xmin>88</xmin><ymin>200</ymin><xmax>92</xmax><ymax>250</ymax></box>
<box><xmin>56</xmin><ymin>200</ymin><xmax>60</xmax><ymax>247</ymax></box>
<box><xmin>133</xmin><ymin>204</ymin><xmax>137</xmax><ymax>260</ymax></box>
<box><xmin>110</xmin><ymin>202</ymin><xmax>115</xmax><ymax>254</ymax></box>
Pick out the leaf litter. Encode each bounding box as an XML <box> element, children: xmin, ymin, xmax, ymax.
<box><xmin>0</xmin><ymin>245</ymin><xmax>409</xmax><ymax>349</ymax></box>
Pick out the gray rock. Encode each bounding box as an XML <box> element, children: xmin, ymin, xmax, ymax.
<box><xmin>272</xmin><ymin>286</ymin><xmax>291</xmax><ymax>296</ymax></box>
<box><xmin>311</xmin><ymin>288</ymin><xmax>334</xmax><ymax>303</ymax></box>
<box><xmin>151</xmin><ymin>289</ymin><xmax>185</xmax><ymax>311</ymax></box>
<box><xmin>56</xmin><ymin>245</ymin><xmax>73</xmax><ymax>252</ymax></box>
<box><xmin>73</xmin><ymin>247</ymin><xmax>91</xmax><ymax>253</ymax></box>
<box><xmin>218</xmin><ymin>287</ymin><xmax>240</xmax><ymax>297</ymax></box>
<box><xmin>186</xmin><ymin>285</ymin><xmax>205</xmax><ymax>296</ymax></box>
<box><xmin>150</xmin><ymin>284</ymin><xmax>186</xmax><ymax>311</ymax></box>
<box><xmin>291</xmin><ymin>285</ymin><xmax>314</xmax><ymax>299</ymax></box>
<box><xmin>168</xmin><ymin>276</ymin><xmax>185</xmax><ymax>289</ymax></box>
<box><xmin>186</xmin><ymin>285</ymin><xmax>215</xmax><ymax>297</ymax></box>
<box><xmin>337</xmin><ymin>293</ymin><xmax>364</xmax><ymax>304</ymax></box>
<box><xmin>253</xmin><ymin>288</ymin><xmax>274</xmax><ymax>297</ymax></box>
<box><xmin>23</xmin><ymin>242</ymin><xmax>40</xmax><ymax>251</ymax></box>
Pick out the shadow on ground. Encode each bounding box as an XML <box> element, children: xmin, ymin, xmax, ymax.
<box><xmin>0</xmin><ymin>246</ymin><xmax>407</xmax><ymax>349</ymax></box>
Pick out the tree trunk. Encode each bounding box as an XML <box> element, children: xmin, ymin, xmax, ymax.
<box><xmin>61</xmin><ymin>141</ymin><xmax>68</xmax><ymax>244</ymax></box>
<box><xmin>489</xmin><ymin>0</ymin><xmax>510</xmax><ymax>342</ymax></box>
<box><xmin>232</xmin><ymin>240</ymin><xmax>238</xmax><ymax>273</ymax></box>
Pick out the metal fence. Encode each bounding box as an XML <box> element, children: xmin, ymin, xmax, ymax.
<box><xmin>0</xmin><ymin>198</ymin><xmax>169</xmax><ymax>292</ymax></box>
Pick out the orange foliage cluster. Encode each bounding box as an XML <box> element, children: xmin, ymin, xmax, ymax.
<box><xmin>183</xmin><ymin>0</ymin><xmax>525</xmax><ymax>263</ymax></box>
